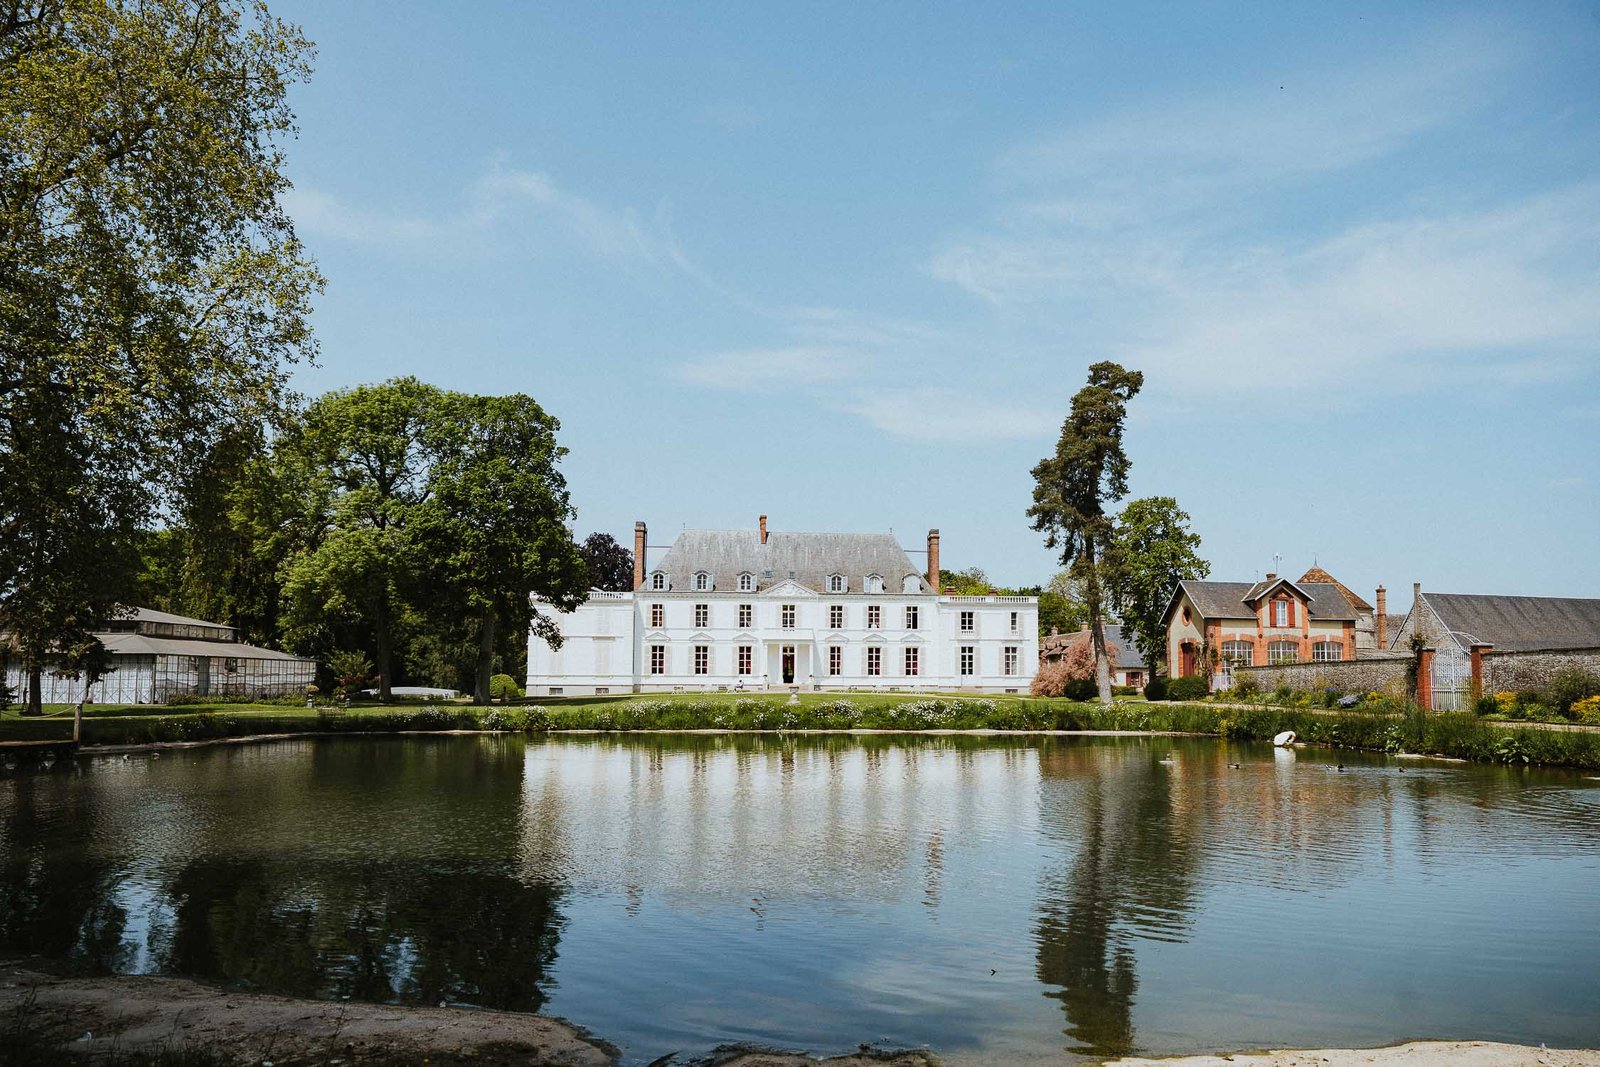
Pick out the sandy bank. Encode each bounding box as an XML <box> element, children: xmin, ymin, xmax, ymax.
<box><xmin>1106</xmin><ymin>1041</ymin><xmax>1600</xmax><ymax>1066</ymax></box>
<box><xmin>0</xmin><ymin>964</ymin><xmax>937</xmax><ymax>1066</ymax></box>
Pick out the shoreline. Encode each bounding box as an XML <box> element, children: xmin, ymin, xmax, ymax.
<box><xmin>3</xmin><ymin>964</ymin><xmax>1593</xmax><ymax>1067</ymax></box>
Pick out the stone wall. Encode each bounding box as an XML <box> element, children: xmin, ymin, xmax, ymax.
<box><xmin>1232</xmin><ymin>653</ymin><xmax>1411</xmax><ymax>695</ymax></box>
<box><xmin>1481</xmin><ymin>648</ymin><xmax>1600</xmax><ymax>694</ymax></box>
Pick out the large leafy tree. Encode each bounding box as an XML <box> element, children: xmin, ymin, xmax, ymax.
<box><xmin>1028</xmin><ymin>361</ymin><xmax>1144</xmax><ymax>704</ymax></box>
<box><xmin>577</xmin><ymin>532</ymin><xmax>633</xmax><ymax>593</ymax></box>
<box><xmin>0</xmin><ymin>0</ymin><xmax>320</xmax><ymax>712</ymax></box>
<box><xmin>278</xmin><ymin>379</ymin><xmax>440</xmax><ymax>701</ymax></box>
<box><xmin>1104</xmin><ymin>496</ymin><xmax>1209</xmax><ymax>683</ymax></box>
<box><xmin>415</xmin><ymin>392</ymin><xmax>587</xmax><ymax>705</ymax></box>
<box><xmin>1038</xmin><ymin>570</ymin><xmax>1090</xmax><ymax>636</ymax></box>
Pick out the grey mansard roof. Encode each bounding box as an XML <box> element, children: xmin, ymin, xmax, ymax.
<box><xmin>650</xmin><ymin>529</ymin><xmax>931</xmax><ymax>594</ymax></box>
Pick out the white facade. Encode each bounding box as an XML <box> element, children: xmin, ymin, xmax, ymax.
<box><xmin>527</xmin><ymin>523</ymin><xmax>1038</xmax><ymax>695</ymax></box>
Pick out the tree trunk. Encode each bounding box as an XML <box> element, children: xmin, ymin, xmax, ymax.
<box><xmin>24</xmin><ymin>661</ymin><xmax>42</xmax><ymax>716</ymax></box>
<box><xmin>375</xmin><ymin>597</ymin><xmax>393</xmax><ymax>702</ymax></box>
<box><xmin>1084</xmin><ymin>541</ymin><xmax>1114</xmax><ymax>706</ymax></box>
<box><xmin>473</xmin><ymin>606</ymin><xmax>495</xmax><ymax>705</ymax></box>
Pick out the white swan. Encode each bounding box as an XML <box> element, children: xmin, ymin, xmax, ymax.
<box><xmin>1273</xmin><ymin>730</ymin><xmax>1296</xmax><ymax>747</ymax></box>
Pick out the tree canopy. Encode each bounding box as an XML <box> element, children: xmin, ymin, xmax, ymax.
<box><xmin>0</xmin><ymin>0</ymin><xmax>320</xmax><ymax>712</ymax></box>
<box><xmin>578</xmin><ymin>533</ymin><xmax>634</xmax><ymax>592</ymax></box>
<box><xmin>1028</xmin><ymin>361</ymin><xmax>1144</xmax><ymax>703</ymax></box>
<box><xmin>1104</xmin><ymin>496</ymin><xmax>1209</xmax><ymax>680</ymax></box>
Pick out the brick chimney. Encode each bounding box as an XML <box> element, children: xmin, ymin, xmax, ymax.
<box><xmin>927</xmin><ymin>529</ymin><xmax>941</xmax><ymax>592</ymax></box>
<box><xmin>759</xmin><ymin>514</ymin><xmax>768</xmax><ymax>544</ymax></box>
<box><xmin>1375</xmin><ymin>585</ymin><xmax>1387</xmax><ymax>647</ymax></box>
<box><xmin>632</xmin><ymin>521</ymin><xmax>647</xmax><ymax>590</ymax></box>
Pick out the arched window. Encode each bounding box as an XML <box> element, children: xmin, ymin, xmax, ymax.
<box><xmin>738</xmin><ymin>572</ymin><xmax>754</xmax><ymax>592</ymax></box>
<box><xmin>650</xmin><ymin>572</ymin><xmax>667</xmax><ymax>591</ymax></box>
<box><xmin>865</xmin><ymin>574</ymin><xmax>884</xmax><ymax>594</ymax></box>
<box><xmin>693</xmin><ymin>571</ymin><xmax>711</xmax><ymax>591</ymax></box>
<box><xmin>827</xmin><ymin>574</ymin><xmax>845</xmax><ymax>593</ymax></box>
<box><xmin>1222</xmin><ymin>640</ymin><xmax>1254</xmax><ymax>666</ymax></box>
<box><xmin>1267</xmin><ymin>640</ymin><xmax>1298</xmax><ymax>665</ymax></box>
<box><xmin>1312</xmin><ymin>641</ymin><xmax>1344</xmax><ymax>663</ymax></box>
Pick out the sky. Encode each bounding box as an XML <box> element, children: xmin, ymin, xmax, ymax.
<box><xmin>272</xmin><ymin>1</ymin><xmax>1600</xmax><ymax>601</ymax></box>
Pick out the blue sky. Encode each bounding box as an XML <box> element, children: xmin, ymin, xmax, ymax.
<box><xmin>274</xmin><ymin>1</ymin><xmax>1600</xmax><ymax>600</ymax></box>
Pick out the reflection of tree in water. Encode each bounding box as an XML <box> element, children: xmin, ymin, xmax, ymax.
<box><xmin>0</xmin><ymin>774</ymin><xmax>130</xmax><ymax>971</ymax></box>
<box><xmin>1034</xmin><ymin>742</ymin><xmax>1202</xmax><ymax>1059</ymax></box>
<box><xmin>163</xmin><ymin>857</ymin><xmax>565</xmax><ymax>1011</ymax></box>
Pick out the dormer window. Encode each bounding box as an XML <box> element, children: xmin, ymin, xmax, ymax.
<box><xmin>865</xmin><ymin>574</ymin><xmax>884</xmax><ymax>594</ymax></box>
<box><xmin>827</xmin><ymin>574</ymin><xmax>845</xmax><ymax>593</ymax></box>
<box><xmin>650</xmin><ymin>572</ymin><xmax>667</xmax><ymax>591</ymax></box>
<box><xmin>693</xmin><ymin>571</ymin><xmax>711</xmax><ymax>592</ymax></box>
<box><xmin>738</xmin><ymin>572</ymin><xmax>754</xmax><ymax>592</ymax></box>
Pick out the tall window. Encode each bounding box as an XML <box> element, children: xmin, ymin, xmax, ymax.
<box><xmin>1312</xmin><ymin>641</ymin><xmax>1344</xmax><ymax>662</ymax></box>
<box><xmin>828</xmin><ymin>646</ymin><xmax>842</xmax><ymax>675</ymax></box>
<box><xmin>781</xmin><ymin>604</ymin><xmax>796</xmax><ymax>629</ymax></box>
<box><xmin>693</xmin><ymin>645</ymin><xmax>709</xmax><ymax>674</ymax></box>
<box><xmin>904</xmin><ymin>606</ymin><xmax>919</xmax><ymax>630</ymax></box>
<box><xmin>738</xmin><ymin>603</ymin><xmax>753</xmax><ymax>628</ymax></box>
<box><xmin>693</xmin><ymin>603</ymin><xmax>709</xmax><ymax>628</ymax></box>
<box><xmin>1273</xmin><ymin>600</ymin><xmax>1289</xmax><ymax>627</ymax></box>
<box><xmin>738</xmin><ymin>645</ymin><xmax>752</xmax><ymax>675</ymax></box>
<box><xmin>738</xmin><ymin>573</ymin><xmax>754</xmax><ymax>592</ymax></box>
<box><xmin>904</xmin><ymin>646</ymin><xmax>920</xmax><ymax>676</ymax></box>
<box><xmin>649</xmin><ymin>645</ymin><xmax>666</xmax><ymax>674</ymax></box>
<box><xmin>1009</xmin><ymin>611</ymin><xmax>1019</xmax><ymax>634</ymax></box>
<box><xmin>827</xmin><ymin>574</ymin><xmax>845</xmax><ymax>593</ymax></box>
<box><xmin>867</xmin><ymin>605</ymin><xmax>881</xmax><ymax>628</ymax></box>
<box><xmin>650</xmin><ymin>603</ymin><xmax>664</xmax><ymax>628</ymax></box>
<box><xmin>960</xmin><ymin>610</ymin><xmax>975</xmax><ymax>633</ymax></box>
<box><xmin>1222</xmin><ymin>640</ymin><xmax>1254</xmax><ymax>666</ymax></box>
<box><xmin>866</xmin><ymin>646</ymin><xmax>882</xmax><ymax>676</ymax></box>
<box><xmin>693</xmin><ymin>572</ymin><xmax>711</xmax><ymax>591</ymax></box>
<box><xmin>959</xmin><ymin>646</ymin><xmax>974</xmax><ymax>675</ymax></box>
<box><xmin>1268</xmin><ymin>640</ymin><xmax>1298</xmax><ymax>665</ymax></box>
<box><xmin>1004</xmin><ymin>646</ymin><xmax>1018</xmax><ymax>675</ymax></box>
<box><xmin>651</xmin><ymin>572</ymin><xmax>666</xmax><ymax>590</ymax></box>
<box><xmin>829</xmin><ymin>605</ymin><xmax>844</xmax><ymax>629</ymax></box>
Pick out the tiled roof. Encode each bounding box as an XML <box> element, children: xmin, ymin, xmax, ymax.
<box><xmin>1298</xmin><ymin>567</ymin><xmax>1374</xmax><ymax>611</ymax></box>
<box><xmin>1041</xmin><ymin>624</ymin><xmax>1146</xmax><ymax>670</ymax></box>
<box><xmin>652</xmin><ymin>528</ymin><xmax>930</xmax><ymax>594</ymax></box>
<box><xmin>1424</xmin><ymin>593</ymin><xmax>1600</xmax><ymax>652</ymax></box>
<box><xmin>1172</xmin><ymin>579</ymin><xmax>1358</xmax><ymax>623</ymax></box>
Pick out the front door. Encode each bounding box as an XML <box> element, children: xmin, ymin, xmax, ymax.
<box><xmin>781</xmin><ymin>646</ymin><xmax>795</xmax><ymax>684</ymax></box>
<box><xmin>1179</xmin><ymin>642</ymin><xmax>1197</xmax><ymax>677</ymax></box>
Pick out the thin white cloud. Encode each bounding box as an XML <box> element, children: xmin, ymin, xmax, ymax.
<box><xmin>286</xmin><ymin>165</ymin><xmax>678</xmax><ymax>267</ymax></box>
<box><xmin>845</xmin><ymin>388</ymin><xmax>1060</xmax><ymax>443</ymax></box>
<box><xmin>673</xmin><ymin>346</ymin><xmax>863</xmax><ymax>392</ymax></box>
<box><xmin>926</xmin><ymin>20</ymin><xmax>1599</xmax><ymax>398</ymax></box>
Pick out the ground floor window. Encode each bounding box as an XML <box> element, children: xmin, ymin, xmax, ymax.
<box><xmin>904</xmin><ymin>646</ymin><xmax>920</xmax><ymax>676</ymax></box>
<box><xmin>828</xmin><ymin>645</ymin><xmax>842</xmax><ymax>675</ymax></box>
<box><xmin>959</xmin><ymin>645</ymin><xmax>974</xmax><ymax>675</ymax></box>
<box><xmin>1222</xmin><ymin>640</ymin><xmax>1254</xmax><ymax>667</ymax></box>
<box><xmin>1003</xmin><ymin>646</ymin><xmax>1018</xmax><ymax>675</ymax></box>
<box><xmin>1268</xmin><ymin>640</ymin><xmax>1298</xmax><ymax>665</ymax></box>
<box><xmin>1312</xmin><ymin>641</ymin><xmax>1344</xmax><ymax>662</ymax></box>
<box><xmin>694</xmin><ymin>645</ymin><xmax>709</xmax><ymax>674</ymax></box>
<box><xmin>738</xmin><ymin>645</ymin><xmax>752</xmax><ymax>675</ymax></box>
<box><xmin>650</xmin><ymin>645</ymin><xmax>666</xmax><ymax>674</ymax></box>
<box><xmin>867</xmin><ymin>646</ymin><xmax>882</xmax><ymax>676</ymax></box>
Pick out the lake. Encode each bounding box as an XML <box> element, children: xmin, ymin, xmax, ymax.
<box><xmin>2</xmin><ymin>734</ymin><xmax>1597</xmax><ymax>1064</ymax></box>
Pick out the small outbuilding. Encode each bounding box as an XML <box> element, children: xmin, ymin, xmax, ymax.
<box><xmin>2</xmin><ymin>607</ymin><xmax>316</xmax><ymax>705</ymax></box>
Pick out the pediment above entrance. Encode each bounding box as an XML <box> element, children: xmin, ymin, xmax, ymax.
<box><xmin>759</xmin><ymin>578</ymin><xmax>818</xmax><ymax>598</ymax></box>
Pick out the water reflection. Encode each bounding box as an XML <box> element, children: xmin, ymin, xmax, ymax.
<box><xmin>1</xmin><ymin>734</ymin><xmax>1598</xmax><ymax>1066</ymax></box>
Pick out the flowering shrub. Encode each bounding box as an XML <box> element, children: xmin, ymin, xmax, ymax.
<box><xmin>1572</xmin><ymin>695</ymin><xmax>1600</xmax><ymax>723</ymax></box>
